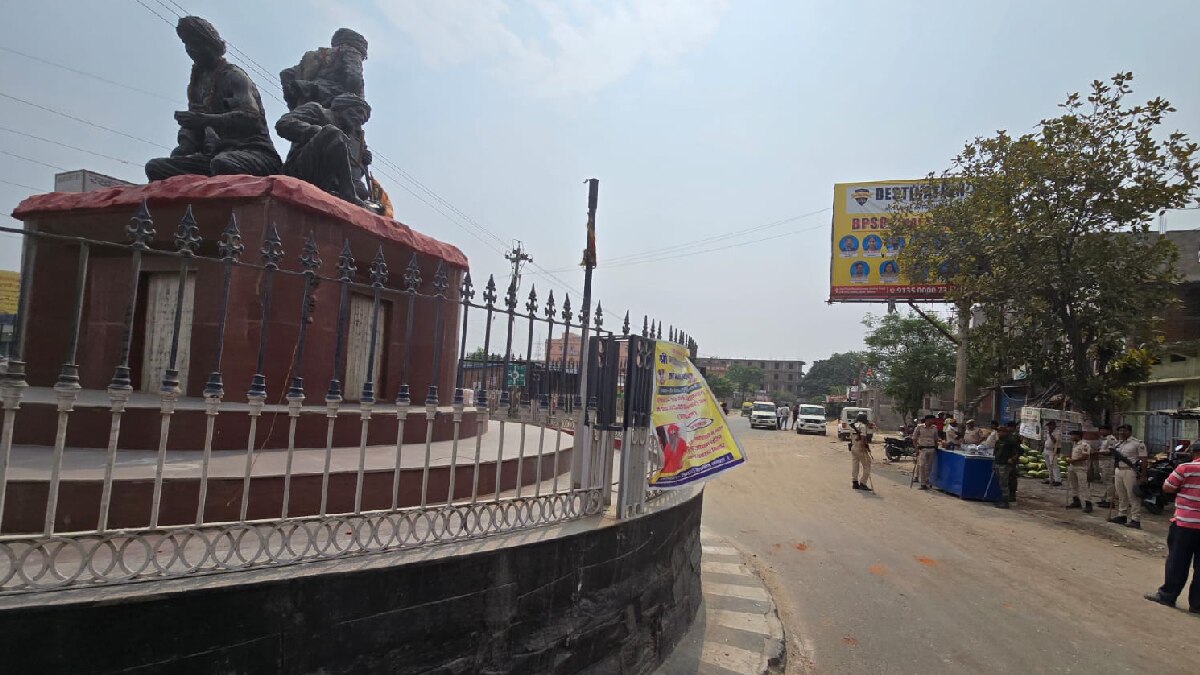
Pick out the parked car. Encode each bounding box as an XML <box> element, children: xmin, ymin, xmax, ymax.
<box><xmin>837</xmin><ymin>407</ymin><xmax>873</xmax><ymax>440</ymax></box>
<box><xmin>749</xmin><ymin>401</ymin><xmax>779</xmax><ymax>430</ymax></box>
<box><xmin>793</xmin><ymin>404</ymin><xmax>827</xmax><ymax>435</ymax></box>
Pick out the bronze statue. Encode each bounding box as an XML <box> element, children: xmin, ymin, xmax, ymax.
<box><xmin>276</xmin><ymin>93</ymin><xmax>378</xmax><ymax>211</ymax></box>
<box><xmin>145</xmin><ymin>16</ymin><xmax>281</xmax><ymax>182</ymax></box>
<box><xmin>279</xmin><ymin>28</ymin><xmax>367</xmax><ymax>110</ymax></box>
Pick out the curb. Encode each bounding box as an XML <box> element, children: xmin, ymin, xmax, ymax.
<box><xmin>658</xmin><ymin>527</ymin><xmax>786</xmax><ymax>674</ymax></box>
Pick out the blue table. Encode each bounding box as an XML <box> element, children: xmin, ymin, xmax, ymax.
<box><xmin>933</xmin><ymin>449</ymin><xmax>1002</xmax><ymax>501</ymax></box>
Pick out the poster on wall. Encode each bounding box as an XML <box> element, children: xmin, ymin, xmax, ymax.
<box><xmin>829</xmin><ymin>180</ymin><xmax>948</xmax><ymax>302</ymax></box>
<box><xmin>649</xmin><ymin>340</ymin><xmax>746</xmax><ymax>488</ymax></box>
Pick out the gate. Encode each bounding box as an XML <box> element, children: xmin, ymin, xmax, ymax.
<box><xmin>1145</xmin><ymin>385</ymin><xmax>1183</xmax><ymax>454</ymax></box>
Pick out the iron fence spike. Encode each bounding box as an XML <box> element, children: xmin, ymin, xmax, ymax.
<box><xmin>174</xmin><ymin>204</ymin><xmax>202</xmax><ymax>256</ymax></box>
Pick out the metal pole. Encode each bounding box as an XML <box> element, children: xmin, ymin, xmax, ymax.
<box><xmin>573</xmin><ymin>179</ymin><xmax>598</xmax><ymax>490</ymax></box>
<box><xmin>954</xmin><ymin>301</ymin><xmax>969</xmax><ymax>421</ymax></box>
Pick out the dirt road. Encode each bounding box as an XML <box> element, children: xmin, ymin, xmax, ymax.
<box><xmin>700</xmin><ymin>417</ymin><xmax>1199</xmax><ymax>674</ymax></box>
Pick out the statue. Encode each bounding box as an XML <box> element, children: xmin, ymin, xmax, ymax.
<box><xmin>276</xmin><ymin>93</ymin><xmax>379</xmax><ymax>211</ymax></box>
<box><xmin>279</xmin><ymin>28</ymin><xmax>368</xmax><ymax>110</ymax></box>
<box><xmin>145</xmin><ymin>16</ymin><xmax>282</xmax><ymax>182</ymax></box>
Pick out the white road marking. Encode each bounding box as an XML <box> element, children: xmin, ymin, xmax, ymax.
<box><xmin>709</xmin><ymin>608</ymin><xmax>771</xmax><ymax>634</ymax></box>
<box><xmin>705</xmin><ymin>581</ymin><xmax>770</xmax><ymax>602</ymax></box>
<box><xmin>701</xmin><ymin>561</ymin><xmax>747</xmax><ymax>576</ymax></box>
<box><xmin>700</xmin><ymin>642</ymin><xmax>763</xmax><ymax>673</ymax></box>
<box><xmin>702</xmin><ymin>545</ymin><xmax>740</xmax><ymax>556</ymax></box>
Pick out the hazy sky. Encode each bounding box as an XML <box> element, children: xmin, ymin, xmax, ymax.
<box><xmin>2</xmin><ymin>0</ymin><xmax>1198</xmax><ymax>364</ymax></box>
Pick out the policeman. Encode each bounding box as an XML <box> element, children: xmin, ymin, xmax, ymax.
<box><xmin>1065</xmin><ymin>429</ymin><xmax>1093</xmax><ymax>512</ymax></box>
<box><xmin>913</xmin><ymin>414</ymin><xmax>940</xmax><ymax>490</ymax></box>
<box><xmin>1108</xmin><ymin>424</ymin><xmax>1148</xmax><ymax>529</ymax></box>
<box><xmin>850</xmin><ymin>412</ymin><xmax>873</xmax><ymax>491</ymax></box>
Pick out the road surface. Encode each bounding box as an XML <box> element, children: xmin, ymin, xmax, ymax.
<box><xmin>699</xmin><ymin>416</ymin><xmax>1198</xmax><ymax>674</ymax></box>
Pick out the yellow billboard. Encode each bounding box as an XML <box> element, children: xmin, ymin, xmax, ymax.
<box><xmin>829</xmin><ymin>179</ymin><xmax>946</xmax><ymax>302</ymax></box>
<box><xmin>0</xmin><ymin>271</ymin><xmax>18</xmax><ymax>314</ymax></box>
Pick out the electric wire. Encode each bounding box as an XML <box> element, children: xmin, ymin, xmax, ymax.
<box><xmin>0</xmin><ymin>125</ymin><xmax>142</xmax><ymax>168</ymax></box>
<box><xmin>0</xmin><ymin>178</ymin><xmax>42</xmax><ymax>192</ymax></box>
<box><xmin>0</xmin><ymin>91</ymin><xmax>171</xmax><ymax>150</ymax></box>
<box><xmin>0</xmin><ymin>149</ymin><xmax>68</xmax><ymax>172</ymax></box>
<box><xmin>0</xmin><ymin>46</ymin><xmax>183</xmax><ymax>105</ymax></box>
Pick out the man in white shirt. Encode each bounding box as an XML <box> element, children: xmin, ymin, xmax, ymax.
<box><xmin>1107</xmin><ymin>424</ymin><xmax>1149</xmax><ymax>529</ymax></box>
<box><xmin>944</xmin><ymin>418</ymin><xmax>960</xmax><ymax>448</ymax></box>
<box><xmin>1093</xmin><ymin>424</ymin><xmax>1118</xmax><ymax>508</ymax></box>
<box><xmin>1042</xmin><ymin>421</ymin><xmax>1062</xmax><ymax>486</ymax></box>
<box><xmin>980</xmin><ymin>421</ymin><xmax>1000</xmax><ymax>449</ymax></box>
<box><xmin>777</xmin><ymin>404</ymin><xmax>789</xmax><ymax>430</ymax></box>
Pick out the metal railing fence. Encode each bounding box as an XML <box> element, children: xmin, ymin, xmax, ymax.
<box><xmin>0</xmin><ymin>201</ymin><xmax>697</xmax><ymax>594</ymax></box>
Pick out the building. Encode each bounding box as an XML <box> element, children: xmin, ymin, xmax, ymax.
<box><xmin>693</xmin><ymin>357</ymin><xmax>807</xmax><ymax>396</ymax></box>
<box><xmin>544</xmin><ymin>331</ymin><xmax>629</xmax><ymax>368</ymax></box>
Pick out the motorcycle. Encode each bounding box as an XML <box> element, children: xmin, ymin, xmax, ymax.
<box><xmin>1138</xmin><ymin>443</ymin><xmax>1194</xmax><ymax>515</ymax></box>
<box><xmin>883</xmin><ymin>436</ymin><xmax>916</xmax><ymax>462</ymax></box>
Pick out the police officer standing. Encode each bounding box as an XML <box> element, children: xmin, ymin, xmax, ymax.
<box><xmin>850</xmin><ymin>412</ymin><xmax>873</xmax><ymax>491</ymax></box>
<box><xmin>913</xmin><ymin>415</ymin><xmax>940</xmax><ymax>490</ymax></box>
<box><xmin>1065</xmin><ymin>429</ymin><xmax>1094</xmax><ymax>512</ymax></box>
<box><xmin>1108</xmin><ymin>424</ymin><xmax>1148</xmax><ymax>529</ymax></box>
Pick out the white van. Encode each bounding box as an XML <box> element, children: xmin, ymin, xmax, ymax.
<box><xmin>793</xmin><ymin>404</ymin><xmax>827</xmax><ymax>435</ymax></box>
<box><xmin>837</xmin><ymin>407</ymin><xmax>873</xmax><ymax>440</ymax></box>
<box><xmin>749</xmin><ymin>401</ymin><xmax>779</xmax><ymax>430</ymax></box>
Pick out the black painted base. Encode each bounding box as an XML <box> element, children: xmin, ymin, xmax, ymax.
<box><xmin>0</xmin><ymin>490</ymin><xmax>703</xmax><ymax>674</ymax></box>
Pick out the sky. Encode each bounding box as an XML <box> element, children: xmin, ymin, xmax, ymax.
<box><xmin>2</xmin><ymin>0</ymin><xmax>1199</xmax><ymax>365</ymax></box>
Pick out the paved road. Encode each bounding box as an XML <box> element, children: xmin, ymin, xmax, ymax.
<box><xmin>701</xmin><ymin>416</ymin><xmax>1199</xmax><ymax>674</ymax></box>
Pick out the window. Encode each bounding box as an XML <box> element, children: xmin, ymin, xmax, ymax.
<box><xmin>787</xmin><ymin>374</ymin><xmax>794</xmax><ymax>381</ymax></box>
<box><xmin>141</xmin><ymin>271</ymin><xmax>196</xmax><ymax>392</ymax></box>
<box><xmin>773</xmin><ymin>373</ymin><xmax>779</xmax><ymax>380</ymax></box>
<box><xmin>788</xmin><ymin>363</ymin><xmax>795</xmax><ymax>370</ymax></box>
<box><xmin>345</xmin><ymin>294</ymin><xmax>387</xmax><ymax>400</ymax></box>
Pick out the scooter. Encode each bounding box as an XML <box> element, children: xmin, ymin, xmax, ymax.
<box><xmin>883</xmin><ymin>436</ymin><xmax>916</xmax><ymax>462</ymax></box>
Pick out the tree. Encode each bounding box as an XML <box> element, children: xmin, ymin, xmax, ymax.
<box><xmin>707</xmin><ymin>375</ymin><xmax>735</xmax><ymax>401</ymax></box>
<box><xmin>466</xmin><ymin>346</ymin><xmax>504</xmax><ymax>362</ymax></box>
<box><xmin>892</xmin><ymin>73</ymin><xmax>1198</xmax><ymax>416</ymax></box>
<box><xmin>726</xmin><ymin>364</ymin><xmax>764</xmax><ymax>398</ymax></box>
<box><xmin>862</xmin><ymin>313</ymin><xmax>956</xmax><ymax>422</ymax></box>
<box><xmin>802</xmin><ymin>351</ymin><xmax>868</xmax><ymax>399</ymax></box>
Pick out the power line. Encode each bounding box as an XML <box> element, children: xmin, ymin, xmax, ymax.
<box><xmin>0</xmin><ymin>178</ymin><xmax>42</xmax><ymax>192</ymax></box>
<box><xmin>0</xmin><ymin>91</ymin><xmax>171</xmax><ymax>150</ymax></box>
<box><xmin>538</xmin><ymin>207</ymin><xmax>832</xmax><ymax>273</ymax></box>
<box><xmin>0</xmin><ymin>125</ymin><xmax>142</xmax><ymax>168</ymax></box>
<box><xmin>596</xmin><ymin>220</ymin><xmax>830</xmax><ymax>269</ymax></box>
<box><xmin>372</xmin><ymin>153</ymin><xmax>510</xmax><ymax>249</ymax></box>
<box><xmin>154</xmin><ymin>0</ymin><xmax>282</xmax><ymax>89</ymax></box>
<box><xmin>0</xmin><ymin>149</ymin><xmax>67</xmax><ymax>172</ymax></box>
<box><xmin>0</xmin><ymin>46</ymin><xmax>183</xmax><ymax>105</ymax></box>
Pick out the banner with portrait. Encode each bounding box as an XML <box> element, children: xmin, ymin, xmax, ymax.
<box><xmin>649</xmin><ymin>340</ymin><xmax>746</xmax><ymax>488</ymax></box>
<box><xmin>829</xmin><ymin>179</ymin><xmax>947</xmax><ymax>302</ymax></box>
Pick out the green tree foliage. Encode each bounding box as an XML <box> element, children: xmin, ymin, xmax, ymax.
<box><xmin>466</xmin><ymin>347</ymin><xmax>504</xmax><ymax>362</ymax></box>
<box><xmin>863</xmin><ymin>313</ymin><xmax>957</xmax><ymax>421</ymax></box>
<box><xmin>707</xmin><ymin>375</ymin><xmax>735</xmax><ymax>401</ymax></box>
<box><xmin>891</xmin><ymin>73</ymin><xmax>1198</xmax><ymax>415</ymax></box>
<box><xmin>802</xmin><ymin>351</ymin><xmax>868</xmax><ymax>398</ymax></box>
<box><xmin>726</xmin><ymin>364</ymin><xmax>764</xmax><ymax>397</ymax></box>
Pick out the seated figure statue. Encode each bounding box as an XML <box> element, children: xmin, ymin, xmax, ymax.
<box><xmin>276</xmin><ymin>93</ymin><xmax>378</xmax><ymax>211</ymax></box>
<box><xmin>145</xmin><ymin>16</ymin><xmax>281</xmax><ymax>181</ymax></box>
<box><xmin>279</xmin><ymin>28</ymin><xmax>368</xmax><ymax>110</ymax></box>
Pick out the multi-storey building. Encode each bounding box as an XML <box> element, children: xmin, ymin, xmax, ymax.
<box><xmin>693</xmin><ymin>357</ymin><xmax>807</xmax><ymax>396</ymax></box>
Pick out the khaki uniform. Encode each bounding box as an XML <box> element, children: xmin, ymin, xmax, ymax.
<box><xmin>1067</xmin><ymin>439</ymin><xmax>1091</xmax><ymax>502</ymax></box>
<box><xmin>1095</xmin><ymin>435</ymin><xmax>1117</xmax><ymax>503</ymax></box>
<box><xmin>850</xmin><ymin>422</ymin><xmax>872</xmax><ymax>484</ymax></box>
<box><xmin>1113</xmin><ymin>436</ymin><xmax>1148</xmax><ymax>521</ymax></box>
<box><xmin>962</xmin><ymin>427</ymin><xmax>983</xmax><ymax>445</ymax></box>
<box><xmin>913</xmin><ymin>424</ymin><xmax>939</xmax><ymax>487</ymax></box>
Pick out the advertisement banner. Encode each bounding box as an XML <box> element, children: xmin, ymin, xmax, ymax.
<box><xmin>0</xmin><ymin>271</ymin><xmax>18</xmax><ymax>315</ymax></box>
<box><xmin>649</xmin><ymin>340</ymin><xmax>746</xmax><ymax>488</ymax></box>
<box><xmin>829</xmin><ymin>179</ymin><xmax>947</xmax><ymax>302</ymax></box>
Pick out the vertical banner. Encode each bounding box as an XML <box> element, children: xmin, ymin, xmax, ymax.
<box><xmin>649</xmin><ymin>340</ymin><xmax>746</xmax><ymax>488</ymax></box>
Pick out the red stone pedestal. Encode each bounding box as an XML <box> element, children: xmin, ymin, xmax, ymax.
<box><xmin>11</xmin><ymin>175</ymin><xmax>474</xmax><ymax>449</ymax></box>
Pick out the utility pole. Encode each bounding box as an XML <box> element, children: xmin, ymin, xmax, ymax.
<box><xmin>504</xmin><ymin>240</ymin><xmax>533</xmax><ymax>296</ymax></box>
<box><xmin>953</xmin><ymin>301</ymin><xmax>970</xmax><ymax>422</ymax></box>
<box><xmin>573</xmin><ymin>179</ymin><xmax>599</xmax><ymax>491</ymax></box>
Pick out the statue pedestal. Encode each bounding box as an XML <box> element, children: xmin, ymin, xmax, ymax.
<box><xmin>10</xmin><ymin>175</ymin><xmax>474</xmax><ymax>451</ymax></box>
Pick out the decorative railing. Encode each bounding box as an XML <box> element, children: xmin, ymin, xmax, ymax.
<box><xmin>0</xmin><ymin>202</ymin><xmax>695</xmax><ymax>594</ymax></box>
